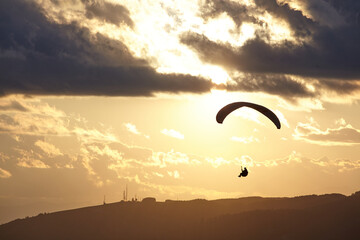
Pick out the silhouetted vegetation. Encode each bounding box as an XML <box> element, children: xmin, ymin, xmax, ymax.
<box><xmin>1</xmin><ymin>192</ymin><xmax>359</xmax><ymax>240</ymax></box>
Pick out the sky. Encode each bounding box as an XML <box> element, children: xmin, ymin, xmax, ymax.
<box><xmin>1</xmin><ymin>0</ymin><xmax>360</xmax><ymax>224</ymax></box>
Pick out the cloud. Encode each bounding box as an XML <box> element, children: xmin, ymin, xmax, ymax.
<box><xmin>35</xmin><ymin>140</ymin><xmax>63</xmax><ymax>157</ymax></box>
<box><xmin>1</xmin><ymin>95</ymin><xmax>358</xmax><ymax>202</ymax></box>
<box><xmin>167</xmin><ymin>170</ymin><xmax>180</xmax><ymax>179</ymax></box>
<box><xmin>3</xmin><ymin>0</ymin><xmax>358</xmax><ymax>100</ymax></box>
<box><xmin>124</xmin><ymin>123</ymin><xmax>140</xmax><ymax>135</ymax></box>
<box><xmin>310</xmin><ymin>156</ymin><xmax>360</xmax><ymax>172</ymax></box>
<box><xmin>0</xmin><ymin>100</ymin><xmax>28</xmax><ymax>112</ymax></box>
<box><xmin>16</xmin><ymin>149</ymin><xmax>50</xmax><ymax>169</ymax></box>
<box><xmin>181</xmin><ymin>0</ymin><xmax>360</xmax><ymax>98</ymax></box>
<box><xmin>231</xmin><ymin>136</ymin><xmax>260</xmax><ymax>144</ymax></box>
<box><xmin>278</xmin><ymin>98</ymin><xmax>324</xmax><ymax>112</ymax></box>
<box><xmin>0</xmin><ymin>96</ymin><xmax>152</xmax><ymax>176</ymax></box>
<box><xmin>161</xmin><ymin>129</ymin><xmax>184</xmax><ymax>140</ymax></box>
<box><xmin>280</xmin><ymin>0</ymin><xmax>349</xmax><ymax>28</ymax></box>
<box><xmin>0</xmin><ymin>168</ymin><xmax>11</xmax><ymax>178</ymax></box>
<box><xmin>124</xmin><ymin>123</ymin><xmax>149</xmax><ymax>138</ymax></box>
<box><xmin>153</xmin><ymin>172</ymin><xmax>164</xmax><ymax>178</ymax></box>
<box><xmin>293</xmin><ymin>118</ymin><xmax>360</xmax><ymax>146</ymax></box>
<box><xmin>82</xmin><ymin>0</ymin><xmax>134</xmax><ymax>27</ymax></box>
<box><xmin>150</xmin><ymin>150</ymin><xmax>202</xmax><ymax>167</ymax></box>
<box><xmin>234</xmin><ymin>155</ymin><xmax>255</xmax><ymax>167</ymax></box>
<box><xmin>314</xmin><ymin>79</ymin><xmax>360</xmax><ymax>95</ymax></box>
<box><xmin>73</xmin><ymin>127</ymin><xmax>118</xmax><ymax>143</ymax></box>
<box><xmin>258</xmin><ymin>151</ymin><xmax>302</xmax><ymax>167</ymax></box>
<box><xmin>253</xmin><ymin>0</ymin><xmax>316</xmax><ymax>38</ymax></box>
<box><xmin>80</xmin><ymin>144</ymin><xmax>201</xmax><ymax>186</ymax></box>
<box><xmin>0</xmin><ymin>0</ymin><xmax>213</xmax><ymax>97</ymax></box>
<box><xmin>206</xmin><ymin>157</ymin><xmax>231</xmax><ymax>168</ymax></box>
<box><xmin>0</xmin><ymin>96</ymin><xmax>69</xmax><ymax>136</ymax></box>
<box><xmin>200</xmin><ymin>0</ymin><xmax>259</xmax><ymax>27</ymax></box>
<box><xmin>224</xmin><ymin>73</ymin><xmax>316</xmax><ymax>98</ymax></box>
<box><xmin>331</xmin><ymin>159</ymin><xmax>360</xmax><ymax>172</ymax></box>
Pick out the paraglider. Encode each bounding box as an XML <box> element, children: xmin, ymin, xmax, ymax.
<box><xmin>216</xmin><ymin>101</ymin><xmax>281</xmax><ymax>179</ymax></box>
<box><xmin>238</xmin><ymin>166</ymin><xmax>248</xmax><ymax>178</ymax></box>
<box><xmin>216</xmin><ymin>102</ymin><xmax>281</xmax><ymax>129</ymax></box>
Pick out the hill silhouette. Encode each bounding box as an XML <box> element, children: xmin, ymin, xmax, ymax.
<box><xmin>1</xmin><ymin>191</ymin><xmax>360</xmax><ymax>240</ymax></box>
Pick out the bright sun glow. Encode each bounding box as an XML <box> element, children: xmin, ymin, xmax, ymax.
<box><xmin>239</xmin><ymin>23</ymin><xmax>256</xmax><ymax>45</ymax></box>
<box><xmin>202</xmin><ymin>65</ymin><xmax>230</xmax><ymax>85</ymax></box>
<box><xmin>258</xmin><ymin>12</ymin><xmax>295</xmax><ymax>43</ymax></box>
<box><xmin>200</xmin><ymin>13</ymin><xmax>238</xmax><ymax>45</ymax></box>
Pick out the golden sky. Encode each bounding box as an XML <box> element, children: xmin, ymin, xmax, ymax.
<box><xmin>1</xmin><ymin>0</ymin><xmax>360</xmax><ymax>224</ymax></box>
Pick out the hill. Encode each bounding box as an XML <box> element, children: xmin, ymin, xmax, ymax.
<box><xmin>1</xmin><ymin>192</ymin><xmax>360</xmax><ymax>240</ymax></box>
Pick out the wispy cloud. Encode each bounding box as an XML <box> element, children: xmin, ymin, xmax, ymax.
<box><xmin>0</xmin><ymin>168</ymin><xmax>11</xmax><ymax>178</ymax></box>
<box><xmin>278</xmin><ymin>98</ymin><xmax>325</xmax><ymax>112</ymax></box>
<box><xmin>124</xmin><ymin>123</ymin><xmax>149</xmax><ymax>138</ymax></box>
<box><xmin>161</xmin><ymin>129</ymin><xmax>184</xmax><ymax>140</ymax></box>
<box><xmin>257</xmin><ymin>151</ymin><xmax>303</xmax><ymax>167</ymax></box>
<box><xmin>310</xmin><ymin>156</ymin><xmax>360</xmax><ymax>172</ymax></box>
<box><xmin>206</xmin><ymin>157</ymin><xmax>230</xmax><ymax>168</ymax></box>
<box><xmin>167</xmin><ymin>170</ymin><xmax>180</xmax><ymax>179</ymax></box>
<box><xmin>293</xmin><ymin>118</ymin><xmax>360</xmax><ymax>146</ymax></box>
<box><xmin>35</xmin><ymin>140</ymin><xmax>63</xmax><ymax>157</ymax></box>
<box><xmin>231</xmin><ymin>136</ymin><xmax>259</xmax><ymax>144</ymax></box>
<box><xmin>151</xmin><ymin>150</ymin><xmax>201</xmax><ymax>167</ymax></box>
<box><xmin>0</xmin><ymin>96</ymin><xmax>69</xmax><ymax>136</ymax></box>
<box><xmin>73</xmin><ymin>127</ymin><xmax>118</xmax><ymax>143</ymax></box>
<box><xmin>153</xmin><ymin>172</ymin><xmax>164</xmax><ymax>178</ymax></box>
<box><xmin>124</xmin><ymin>123</ymin><xmax>141</xmax><ymax>135</ymax></box>
<box><xmin>16</xmin><ymin>149</ymin><xmax>50</xmax><ymax>169</ymax></box>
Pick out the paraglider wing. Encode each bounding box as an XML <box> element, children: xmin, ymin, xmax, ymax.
<box><xmin>216</xmin><ymin>102</ymin><xmax>281</xmax><ymax>129</ymax></box>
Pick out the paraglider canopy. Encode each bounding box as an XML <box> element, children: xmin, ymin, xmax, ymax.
<box><xmin>216</xmin><ymin>102</ymin><xmax>281</xmax><ymax>129</ymax></box>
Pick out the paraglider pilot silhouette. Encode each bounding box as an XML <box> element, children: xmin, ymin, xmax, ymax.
<box><xmin>238</xmin><ymin>166</ymin><xmax>248</xmax><ymax>178</ymax></box>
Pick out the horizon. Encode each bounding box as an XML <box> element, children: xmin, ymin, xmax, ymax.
<box><xmin>1</xmin><ymin>0</ymin><xmax>360</xmax><ymax>226</ymax></box>
<box><xmin>2</xmin><ymin>189</ymin><xmax>358</xmax><ymax>225</ymax></box>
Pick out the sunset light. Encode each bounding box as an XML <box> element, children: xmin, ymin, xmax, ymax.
<box><xmin>1</xmin><ymin>1</ymin><xmax>360</xmax><ymax>237</ymax></box>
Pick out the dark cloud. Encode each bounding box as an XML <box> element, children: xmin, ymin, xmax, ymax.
<box><xmin>180</xmin><ymin>32</ymin><xmax>237</xmax><ymax>69</ymax></box>
<box><xmin>181</xmin><ymin>0</ymin><xmax>360</xmax><ymax>97</ymax></box>
<box><xmin>322</xmin><ymin>0</ymin><xmax>360</xmax><ymax>25</ymax></box>
<box><xmin>227</xmin><ymin>74</ymin><xmax>316</xmax><ymax>98</ymax></box>
<box><xmin>82</xmin><ymin>0</ymin><xmax>134</xmax><ymax>27</ymax></box>
<box><xmin>200</xmin><ymin>0</ymin><xmax>316</xmax><ymax>37</ymax></box>
<box><xmin>0</xmin><ymin>0</ymin><xmax>213</xmax><ymax>96</ymax></box>
<box><xmin>298</xmin><ymin>0</ymin><xmax>345</xmax><ymax>27</ymax></box>
<box><xmin>254</xmin><ymin>0</ymin><xmax>316</xmax><ymax>37</ymax></box>
<box><xmin>200</xmin><ymin>0</ymin><xmax>258</xmax><ymax>27</ymax></box>
<box><xmin>316</xmin><ymin>79</ymin><xmax>360</xmax><ymax>95</ymax></box>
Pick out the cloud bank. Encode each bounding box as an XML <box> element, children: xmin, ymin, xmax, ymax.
<box><xmin>181</xmin><ymin>0</ymin><xmax>360</xmax><ymax>98</ymax></box>
<box><xmin>1</xmin><ymin>0</ymin><xmax>359</xmax><ymax>100</ymax></box>
<box><xmin>0</xmin><ymin>0</ymin><xmax>213</xmax><ymax>96</ymax></box>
